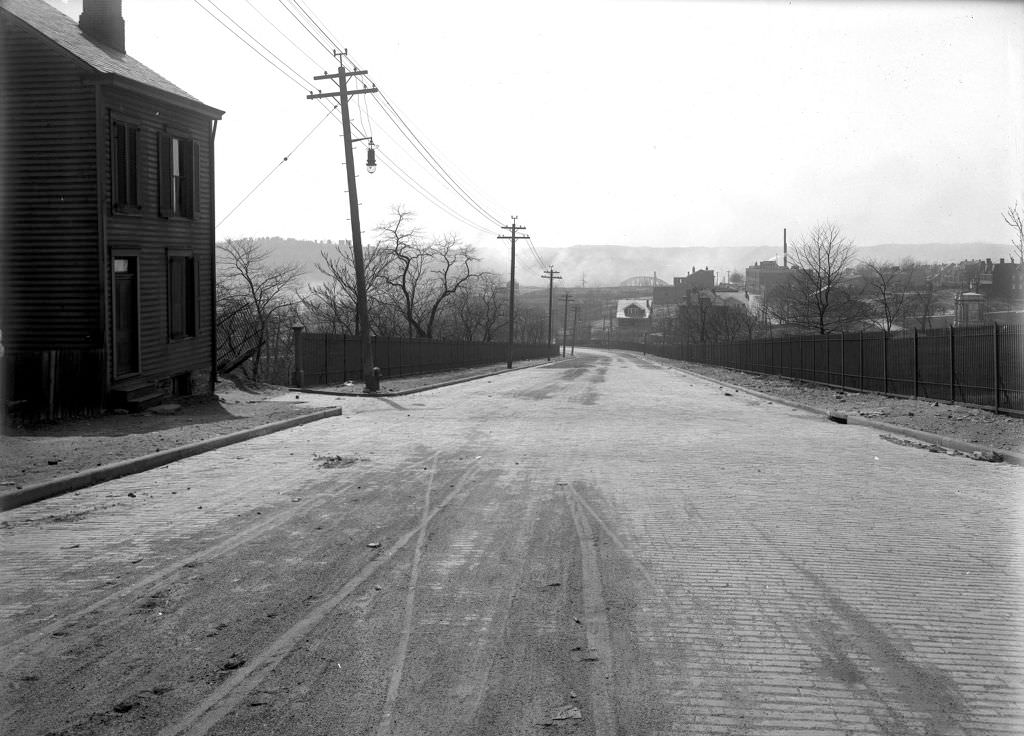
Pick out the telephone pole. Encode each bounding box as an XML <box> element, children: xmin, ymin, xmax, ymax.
<box><xmin>571</xmin><ymin>303</ymin><xmax>579</xmax><ymax>356</ymax></box>
<box><xmin>308</xmin><ymin>53</ymin><xmax>379</xmax><ymax>391</ymax></box>
<box><xmin>498</xmin><ymin>218</ymin><xmax>528</xmax><ymax>369</ymax></box>
<box><xmin>562</xmin><ymin>292</ymin><xmax>573</xmax><ymax>358</ymax></box>
<box><xmin>541</xmin><ymin>266</ymin><xmax>561</xmax><ymax>361</ymax></box>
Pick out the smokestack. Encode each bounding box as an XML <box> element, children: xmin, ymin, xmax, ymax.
<box><xmin>80</xmin><ymin>0</ymin><xmax>125</xmax><ymax>54</ymax></box>
<box><xmin>783</xmin><ymin>228</ymin><xmax>788</xmax><ymax>268</ymax></box>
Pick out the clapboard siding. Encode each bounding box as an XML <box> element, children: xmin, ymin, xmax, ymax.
<box><xmin>102</xmin><ymin>87</ymin><xmax>215</xmax><ymax>384</ymax></box>
<box><xmin>2</xmin><ymin>18</ymin><xmax>101</xmax><ymax>352</ymax></box>
<box><xmin>2</xmin><ymin>4</ymin><xmax>221</xmax><ymax>421</ymax></box>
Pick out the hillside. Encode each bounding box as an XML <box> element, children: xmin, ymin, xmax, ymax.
<box><xmin>224</xmin><ymin>237</ymin><xmax>1011</xmax><ymax>288</ymax></box>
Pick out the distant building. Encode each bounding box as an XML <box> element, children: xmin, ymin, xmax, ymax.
<box><xmin>1</xmin><ymin>0</ymin><xmax>224</xmax><ymax>422</ymax></box>
<box><xmin>652</xmin><ymin>267</ymin><xmax>715</xmax><ymax>310</ymax></box>
<box><xmin>978</xmin><ymin>258</ymin><xmax>1024</xmax><ymax>305</ymax></box>
<box><xmin>616</xmin><ymin>299</ymin><xmax>652</xmax><ymax>324</ymax></box>
<box><xmin>954</xmin><ymin>293</ymin><xmax>986</xmax><ymax>326</ymax></box>
<box><xmin>745</xmin><ymin>260</ymin><xmax>791</xmax><ymax>295</ymax></box>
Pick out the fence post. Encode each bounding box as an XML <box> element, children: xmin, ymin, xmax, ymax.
<box><xmin>840</xmin><ymin>333</ymin><xmax>845</xmax><ymax>389</ymax></box>
<box><xmin>291</xmin><ymin>325</ymin><xmax>304</xmax><ymax>388</ymax></box>
<box><xmin>913</xmin><ymin>328</ymin><xmax>919</xmax><ymax>399</ymax></box>
<box><xmin>993</xmin><ymin>322</ymin><xmax>1000</xmax><ymax>413</ymax></box>
<box><xmin>825</xmin><ymin>333</ymin><xmax>830</xmax><ymax>385</ymax></box>
<box><xmin>859</xmin><ymin>331</ymin><xmax>864</xmax><ymax>390</ymax></box>
<box><xmin>882</xmin><ymin>330</ymin><xmax>888</xmax><ymax>394</ymax></box>
<box><xmin>949</xmin><ymin>325</ymin><xmax>955</xmax><ymax>402</ymax></box>
<box><xmin>323</xmin><ymin>332</ymin><xmax>329</xmax><ymax>386</ymax></box>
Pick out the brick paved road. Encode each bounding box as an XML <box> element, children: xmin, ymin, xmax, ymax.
<box><xmin>1</xmin><ymin>348</ymin><xmax>1021</xmax><ymax>735</ymax></box>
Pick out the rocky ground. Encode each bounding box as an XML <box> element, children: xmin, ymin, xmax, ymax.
<box><xmin>1</xmin><ymin>355</ymin><xmax>1021</xmax><ymax>493</ymax></box>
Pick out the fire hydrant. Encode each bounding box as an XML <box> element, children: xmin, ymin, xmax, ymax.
<box><xmin>365</xmin><ymin>366</ymin><xmax>382</xmax><ymax>393</ymax></box>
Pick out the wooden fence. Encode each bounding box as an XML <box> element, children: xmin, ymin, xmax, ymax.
<box><xmin>292</xmin><ymin>332</ymin><xmax>558</xmax><ymax>388</ymax></box>
<box><xmin>622</xmin><ymin>323</ymin><xmax>1024</xmax><ymax>413</ymax></box>
<box><xmin>3</xmin><ymin>348</ymin><xmax>107</xmax><ymax>423</ymax></box>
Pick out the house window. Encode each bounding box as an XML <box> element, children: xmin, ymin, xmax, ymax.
<box><xmin>111</xmin><ymin>120</ymin><xmax>140</xmax><ymax>211</ymax></box>
<box><xmin>168</xmin><ymin>254</ymin><xmax>197</xmax><ymax>339</ymax></box>
<box><xmin>159</xmin><ymin>133</ymin><xmax>196</xmax><ymax>218</ymax></box>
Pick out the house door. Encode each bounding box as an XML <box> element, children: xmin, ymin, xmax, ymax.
<box><xmin>113</xmin><ymin>256</ymin><xmax>139</xmax><ymax>376</ymax></box>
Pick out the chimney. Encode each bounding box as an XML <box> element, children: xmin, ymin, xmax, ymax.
<box><xmin>783</xmin><ymin>228</ymin><xmax>788</xmax><ymax>268</ymax></box>
<box><xmin>80</xmin><ymin>0</ymin><xmax>125</xmax><ymax>54</ymax></box>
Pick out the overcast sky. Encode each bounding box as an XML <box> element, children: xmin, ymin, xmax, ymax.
<box><xmin>49</xmin><ymin>0</ymin><xmax>1024</xmax><ymax>261</ymax></box>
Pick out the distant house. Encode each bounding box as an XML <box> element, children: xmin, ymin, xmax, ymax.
<box><xmin>617</xmin><ymin>299</ymin><xmax>650</xmax><ymax>320</ymax></box>
<box><xmin>1</xmin><ymin>0</ymin><xmax>224</xmax><ymax>422</ymax></box>
<box><xmin>978</xmin><ymin>258</ymin><xmax>1024</xmax><ymax>305</ymax></box>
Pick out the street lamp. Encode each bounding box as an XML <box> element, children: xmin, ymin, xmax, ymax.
<box><xmin>366</xmin><ymin>141</ymin><xmax>377</xmax><ymax>173</ymax></box>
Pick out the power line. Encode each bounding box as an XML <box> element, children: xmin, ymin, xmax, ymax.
<box><xmin>366</xmin><ymin>144</ymin><xmax>499</xmax><ymax>234</ymax></box>
<box><xmin>289</xmin><ymin>0</ymin><xmax>343</xmax><ymax>52</ymax></box>
<box><xmin>371</xmin><ymin>91</ymin><xmax>505</xmax><ymax>227</ymax></box>
<box><xmin>275</xmin><ymin>0</ymin><xmax>335</xmax><ymax>57</ymax></box>
<box><xmin>194</xmin><ymin>1</ymin><xmax>516</xmax><ymax>238</ymax></box>
<box><xmin>244</xmin><ymin>0</ymin><xmax>323</xmax><ymax>68</ymax></box>
<box><xmin>276</xmin><ymin>13</ymin><xmax>513</xmax><ymax>232</ymax></box>
<box><xmin>368</xmin><ymin>94</ymin><xmax>504</xmax><ymax>228</ymax></box>
<box><xmin>217</xmin><ymin>104</ymin><xmax>338</xmax><ymax>228</ymax></box>
<box><xmin>198</xmin><ymin>0</ymin><xmax>309</xmax><ymax>89</ymax></box>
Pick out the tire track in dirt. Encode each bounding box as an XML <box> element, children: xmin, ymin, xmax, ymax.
<box><xmin>569</xmin><ymin>487</ymin><xmax>618</xmax><ymax>736</ymax></box>
<box><xmin>0</xmin><ymin>476</ymin><xmax>348</xmax><ymax>662</ymax></box>
<box><xmin>374</xmin><ymin>454</ymin><xmax>436</xmax><ymax>736</ymax></box>
<box><xmin>156</xmin><ymin>455</ymin><xmax>481</xmax><ymax>736</ymax></box>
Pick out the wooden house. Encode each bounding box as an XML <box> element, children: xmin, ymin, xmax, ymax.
<box><xmin>1</xmin><ymin>0</ymin><xmax>224</xmax><ymax>422</ymax></box>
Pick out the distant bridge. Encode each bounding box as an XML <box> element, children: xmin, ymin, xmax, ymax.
<box><xmin>619</xmin><ymin>275</ymin><xmax>669</xmax><ymax>288</ymax></box>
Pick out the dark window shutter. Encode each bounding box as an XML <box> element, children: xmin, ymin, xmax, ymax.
<box><xmin>189</xmin><ymin>256</ymin><xmax>198</xmax><ymax>333</ymax></box>
<box><xmin>129</xmin><ymin>127</ymin><xmax>140</xmax><ymax>208</ymax></box>
<box><xmin>189</xmin><ymin>140</ymin><xmax>199</xmax><ymax>217</ymax></box>
<box><xmin>112</xmin><ymin>120</ymin><xmax>124</xmax><ymax>207</ymax></box>
<box><xmin>158</xmin><ymin>132</ymin><xmax>171</xmax><ymax>217</ymax></box>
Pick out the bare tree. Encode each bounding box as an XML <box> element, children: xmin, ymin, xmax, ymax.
<box><xmin>1004</xmin><ymin>202</ymin><xmax>1024</xmax><ymax>264</ymax></box>
<box><xmin>217</xmin><ymin>237</ymin><xmax>303</xmax><ymax>378</ymax></box>
<box><xmin>767</xmin><ymin>222</ymin><xmax>865</xmax><ymax>334</ymax></box>
<box><xmin>445</xmin><ymin>271</ymin><xmax>505</xmax><ymax>341</ymax></box>
<box><xmin>313</xmin><ymin>240</ymin><xmax>396</xmax><ymax>336</ymax></box>
<box><xmin>375</xmin><ymin>207</ymin><xmax>479</xmax><ymax>339</ymax></box>
<box><xmin>708</xmin><ymin>303</ymin><xmax>750</xmax><ymax>342</ymax></box>
<box><xmin>514</xmin><ymin>304</ymin><xmax>547</xmax><ymax>343</ymax></box>
<box><xmin>860</xmin><ymin>258</ymin><xmax>919</xmax><ymax>332</ymax></box>
<box><xmin>300</xmin><ymin>279</ymin><xmax>352</xmax><ymax>334</ymax></box>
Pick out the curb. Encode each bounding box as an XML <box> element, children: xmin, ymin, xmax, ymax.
<box><xmin>0</xmin><ymin>361</ymin><xmax>557</xmax><ymax>512</ymax></box>
<box><xmin>0</xmin><ymin>407</ymin><xmax>345</xmax><ymax>512</ymax></box>
<box><xmin>645</xmin><ymin>356</ymin><xmax>1024</xmax><ymax>467</ymax></box>
<box><xmin>299</xmin><ymin>359</ymin><xmax>563</xmax><ymax>399</ymax></box>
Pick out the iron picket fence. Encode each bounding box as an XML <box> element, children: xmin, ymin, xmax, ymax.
<box><xmin>631</xmin><ymin>324</ymin><xmax>1024</xmax><ymax>413</ymax></box>
<box><xmin>292</xmin><ymin>332</ymin><xmax>559</xmax><ymax>388</ymax></box>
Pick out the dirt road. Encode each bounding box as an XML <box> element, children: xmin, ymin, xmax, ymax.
<box><xmin>2</xmin><ymin>349</ymin><xmax>1021</xmax><ymax>734</ymax></box>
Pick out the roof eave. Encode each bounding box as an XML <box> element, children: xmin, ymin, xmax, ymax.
<box><xmin>97</xmin><ymin>73</ymin><xmax>224</xmax><ymax>120</ymax></box>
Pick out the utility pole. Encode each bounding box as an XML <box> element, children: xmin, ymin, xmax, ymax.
<box><xmin>571</xmin><ymin>303</ymin><xmax>579</xmax><ymax>356</ymax></box>
<box><xmin>308</xmin><ymin>53</ymin><xmax>379</xmax><ymax>391</ymax></box>
<box><xmin>562</xmin><ymin>292</ymin><xmax>573</xmax><ymax>358</ymax></box>
<box><xmin>498</xmin><ymin>217</ymin><xmax>527</xmax><ymax>369</ymax></box>
<box><xmin>541</xmin><ymin>266</ymin><xmax>561</xmax><ymax>361</ymax></box>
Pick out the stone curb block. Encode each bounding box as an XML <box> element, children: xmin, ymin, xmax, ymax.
<box><xmin>651</xmin><ymin>357</ymin><xmax>1024</xmax><ymax>467</ymax></box>
<box><xmin>0</xmin><ymin>407</ymin><xmax>345</xmax><ymax>512</ymax></box>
